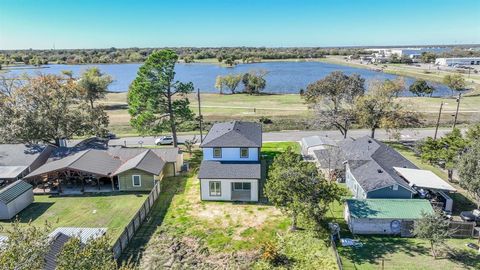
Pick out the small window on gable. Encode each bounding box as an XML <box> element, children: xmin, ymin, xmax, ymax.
<box><xmin>393</xmin><ymin>184</ymin><xmax>398</xmax><ymax>191</ymax></box>
<box><xmin>132</xmin><ymin>175</ymin><xmax>141</xmax><ymax>187</ymax></box>
<box><xmin>240</xmin><ymin>148</ymin><xmax>249</xmax><ymax>158</ymax></box>
<box><xmin>213</xmin><ymin>148</ymin><xmax>222</xmax><ymax>158</ymax></box>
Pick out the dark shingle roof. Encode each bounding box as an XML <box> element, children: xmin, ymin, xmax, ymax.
<box><xmin>45</xmin><ymin>227</ymin><xmax>106</xmax><ymax>270</ymax></box>
<box><xmin>198</xmin><ymin>161</ymin><xmax>261</xmax><ymax>179</ymax></box>
<box><xmin>313</xmin><ymin>147</ymin><xmax>345</xmax><ymax>170</ymax></box>
<box><xmin>25</xmin><ymin>138</ymin><xmax>179</xmax><ymax>178</ymax></box>
<box><xmin>113</xmin><ymin>150</ymin><xmax>166</xmax><ymax>176</ymax></box>
<box><xmin>108</xmin><ymin>146</ymin><xmax>180</xmax><ymax>163</ymax></box>
<box><xmin>45</xmin><ymin>233</ymin><xmax>72</xmax><ymax>270</ymax></box>
<box><xmin>26</xmin><ymin>149</ymin><xmax>122</xmax><ymax>178</ymax></box>
<box><xmin>0</xmin><ymin>144</ymin><xmax>50</xmax><ymax>166</ymax></box>
<box><xmin>340</xmin><ymin>136</ymin><xmax>416</xmax><ymax>193</ymax></box>
<box><xmin>0</xmin><ymin>180</ymin><xmax>32</xmax><ymax>204</ymax></box>
<box><xmin>201</xmin><ymin>121</ymin><xmax>262</xmax><ymax>148</ymax></box>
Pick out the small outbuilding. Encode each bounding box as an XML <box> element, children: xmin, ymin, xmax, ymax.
<box><xmin>344</xmin><ymin>199</ymin><xmax>434</xmax><ymax>236</ymax></box>
<box><xmin>300</xmin><ymin>135</ymin><xmax>337</xmax><ymax>156</ymax></box>
<box><xmin>0</xmin><ymin>180</ymin><xmax>34</xmax><ymax>220</ymax></box>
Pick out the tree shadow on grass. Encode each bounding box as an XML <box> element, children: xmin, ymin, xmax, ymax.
<box><xmin>338</xmin><ymin>236</ymin><xmax>430</xmax><ymax>266</ymax></box>
<box><xmin>447</xmin><ymin>247</ymin><xmax>480</xmax><ymax>269</ymax></box>
<box><xmin>119</xmin><ymin>174</ymin><xmax>189</xmax><ymax>264</ymax></box>
<box><xmin>11</xmin><ymin>202</ymin><xmax>54</xmax><ymax>223</ymax></box>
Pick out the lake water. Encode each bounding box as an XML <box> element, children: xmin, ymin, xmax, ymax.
<box><xmin>3</xmin><ymin>62</ymin><xmax>453</xmax><ymax>96</ymax></box>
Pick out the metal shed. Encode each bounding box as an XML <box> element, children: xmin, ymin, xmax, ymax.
<box><xmin>0</xmin><ymin>180</ymin><xmax>34</xmax><ymax>219</ymax></box>
<box><xmin>344</xmin><ymin>199</ymin><xmax>434</xmax><ymax>236</ymax></box>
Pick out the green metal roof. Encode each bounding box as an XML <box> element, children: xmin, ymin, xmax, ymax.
<box><xmin>346</xmin><ymin>199</ymin><xmax>434</xmax><ymax>219</ymax></box>
<box><xmin>0</xmin><ymin>180</ymin><xmax>33</xmax><ymax>204</ymax></box>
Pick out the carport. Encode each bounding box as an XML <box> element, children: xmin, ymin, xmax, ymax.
<box><xmin>394</xmin><ymin>167</ymin><xmax>457</xmax><ymax>212</ymax></box>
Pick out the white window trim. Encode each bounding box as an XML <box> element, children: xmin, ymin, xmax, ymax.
<box><xmin>209</xmin><ymin>181</ymin><xmax>221</xmax><ymax>196</ymax></box>
<box><xmin>132</xmin><ymin>175</ymin><xmax>142</xmax><ymax>187</ymax></box>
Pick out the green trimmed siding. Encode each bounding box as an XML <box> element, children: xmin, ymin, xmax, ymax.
<box><xmin>118</xmin><ymin>169</ymin><xmax>157</xmax><ymax>191</ymax></box>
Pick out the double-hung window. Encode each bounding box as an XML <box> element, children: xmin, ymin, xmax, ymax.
<box><xmin>213</xmin><ymin>148</ymin><xmax>222</xmax><ymax>158</ymax></box>
<box><xmin>209</xmin><ymin>181</ymin><xmax>221</xmax><ymax>196</ymax></box>
<box><xmin>132</xmin><ymin>175</ymin><xmax>141</xmax><ymax>187</ymax></box>
<box><xmin>240</xmin><ymin>148</ymin><xmax>249</xmax><ymax>158</ymax></box>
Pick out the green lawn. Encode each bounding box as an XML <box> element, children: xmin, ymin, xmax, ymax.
<box><xmin>0</xmin><ymin>193</ymin><xmax>147</xmax><ymax>241</ymax></box>
<box><xmin>124</xmin><ymin>142</ymin><xmax>338</xmax><ymax>269</ymax></box>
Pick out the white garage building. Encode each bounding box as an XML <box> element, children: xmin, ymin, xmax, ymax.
<box><xmin>435</xmin><ymin>57</ymin><xmax>480</xmax><ymax>66</ymax></box>
<box><xmin>0</xmin><ymin>180</ymin><xmax>34</xmax><ymax>220</ymax></box>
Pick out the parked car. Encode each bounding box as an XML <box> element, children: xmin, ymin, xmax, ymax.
<box><xmin>103</xmin><ymin>132</ymin><xmax>117</xmax><ymax>139</ymax></box>
<box><xmin>460</xmin><ymin>209</ymin><xmax>480</xmax><ymax>225</ymax></box>
<box><xmin>155</xmin><ymin>136</ymin><xmax>173</xmax><ymax>145</ymax></box>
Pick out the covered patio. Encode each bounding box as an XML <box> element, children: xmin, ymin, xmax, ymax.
<box><xmin>25</xmin><ymin>149</ymin><xmax>122</xmax><ymax>195</ymax></box>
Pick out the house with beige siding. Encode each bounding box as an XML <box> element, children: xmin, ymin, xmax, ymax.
<box><xmin>198</xmin><ymin>121</ymin><xmax>262</xmax><ymax>202</ymax></box>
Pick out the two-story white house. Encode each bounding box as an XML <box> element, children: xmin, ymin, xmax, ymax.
<box><xmin>198</xmin><ymin>121</ymin><xmax>262</xmax><ymax>202</ymax></box>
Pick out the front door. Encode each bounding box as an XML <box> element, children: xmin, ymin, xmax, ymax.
<box><xmin>231</xmin><ymin>182</ymin><xmax>251</xmax><ymax>201</ymax></box>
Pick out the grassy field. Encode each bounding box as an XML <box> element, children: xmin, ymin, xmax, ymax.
<box><xmin>102</xmin><ymin>92</ymin><xmax>479</xmax><ymax>136</ymax></box>
<box><xmin>123</xmin><ymin>142</ymin><xmax>338</xmax><ymax>269</ymax></box>
<box><xmin>0</xmin><ymin>193</ymin><xmax>147</xmax><ymax>242</ymax></box>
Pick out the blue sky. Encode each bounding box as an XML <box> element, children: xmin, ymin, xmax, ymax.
<box><xmin>1</xmin><ymin>0</ymin><xmax>479</xmax><ymax>49</ymax></box>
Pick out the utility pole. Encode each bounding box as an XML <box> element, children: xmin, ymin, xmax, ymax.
<box><xmin>197</xmin><ymin>88</ymin><xmax>203</xmax><ymax>143</ymax></box>
<box><xmin>452</xmin><ymin>93</ymin><xmax>462</xmax><ymax>129</ymax></box>
<box><xmin>434</xmin><ymin>101</ymin><xmax>444</xmax><ymax>140</ymax></box>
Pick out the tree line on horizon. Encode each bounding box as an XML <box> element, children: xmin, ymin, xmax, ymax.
<box><xmin>1</xmin><ymin>46</ymin><xmax>479</xmax><ymax>68</ymax></box>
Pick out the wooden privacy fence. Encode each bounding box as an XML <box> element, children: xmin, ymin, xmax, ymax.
<box><xmin>449</xmin><ymin>220</ymin><xmax>475</xmax><ymax>238</ymax></box>
<box><xmin>112</xmin><ymin>182</ymin><xmax>161</xmax><ymax>259</ymax></box>
<box><xmin>330</xmin><ymin>235</ymin><xmax>344</xmax><ymax>270</ymax></box>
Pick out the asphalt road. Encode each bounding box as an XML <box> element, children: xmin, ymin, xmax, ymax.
<box><xmin>108</xmin><ymin>127</ymin><xmax>459</xmax><ymax>146</ymax></box>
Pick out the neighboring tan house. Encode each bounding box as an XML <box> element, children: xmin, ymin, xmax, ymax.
<box><xmin>0</xmin><ymin>144</ymin><xmax>55</xmax><ymax>183</ymax></box>
<box><xmin>340</xmin><ymin>136</ymin><xmax>417</xmax><ymax>199</ymax></box>
<box><xmin>344</xmin><ymin>199</ymin><xmax>434</xmax><ymax>236</ymax></box>
<box><xmin>25</xmin><ymin>138</ymin><xmax>183</xmax><ymax>193</ymax></box>
<box><xmin>198</xmin><ymin>121</ymin><xmax>262</xmax><ymax>202</ymax></box>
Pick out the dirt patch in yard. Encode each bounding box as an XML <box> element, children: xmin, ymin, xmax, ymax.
<box><xmin>140</xmin><ymin>233</ymin><xmax>260</xmax><ymax>270</ymax></box>
<box><xmin>185</xmin><ymin>177</ymin><xmax>284</xmax><ymax>240</ymax></box>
